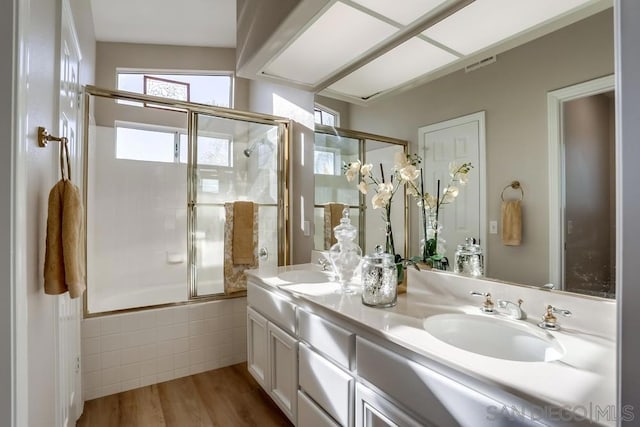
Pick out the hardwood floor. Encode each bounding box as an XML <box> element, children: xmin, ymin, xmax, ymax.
<box><xmin>77</xmin><ymin>363</ymin><xmax>293</xmax><ymax>427</ymax></box>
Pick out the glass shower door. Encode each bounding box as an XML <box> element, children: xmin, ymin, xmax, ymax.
<box><xmin>190</xmin><ymin>113</ymin><xmax>285</xmax><ymax>297</ymax></box>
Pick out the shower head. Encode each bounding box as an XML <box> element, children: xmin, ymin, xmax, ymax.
<box><xmin>243</xmin><ymin>138</ymin><xmax>266</xmax><ymax>158</ymax></box>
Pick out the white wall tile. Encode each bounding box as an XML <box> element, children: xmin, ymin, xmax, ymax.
<box><xmin>81</xmin><ymin>299</ymin><xmax>245</xmax><ymax>401</ymax></box>
<box><xmin>82</xmin><ymin>318</ymin><xmax>101</xmax><ymax>338</ymax></box>
<box><xmin>140</xmin><ymin>360</ymin><xmax>156</xmax><ymax>377</ymax></box>
<box><xmin>189</xmin><ymin>320</ymin><xmax>208</xmax><ymax>337</ymax></box>
<box><xmin>156</xmin><ymin>340</ymin><xmax>174</xmax><ymax>357</ymax></box>
<box><xmin>100</xmin><ymin>334</ymin><xmax>121</xmax><ymax>352</ymax></box>
<box><xmin>83</xmin><ymin>371</ymin><xmax>101</xmax><ymax>391</ymax></box>
<box><xmin>82</xmin><ymin>354</ymin><xmax>101</xmax><ymax>373</ymax></box>
<box><xmin>174</xmin><ymin>352</ymin><xmax>189</xmax><ymax>370</ymax></box>
<box><xmin>121</xmin><ymin>378</ymin><xmax>141</xmax><ymax>392</ymax></box>
<box><xmin>172</xmin><ymin>337</ymin><xmax>189</xmax><ymax>354</ymax></box>
<box><xmin>101</xmin><ymin>367</ymin><xmax>121</xmax><ymax>386</ymax></box>
<box><xmin>120</xmin><ymin>362</ymin><xmax>142</xmax><ymax>382</ymax></box>
<box><xmin>82</xmin><ymin>337</ymin><xmax>101</xmax><ymax>355</ymax></box>
<box><xmin>157</xmin><ymin>355</ymin><xmax>173</xmax><ymax>373</ymax></box>
<box><xmin>156</xmin><ymin>371</ymin><xmax>174</xmax><ymax>383</ymax></box>
<box><xmin>101</xmin><ymin>316</ymin><xmax>122</xmax><ymax>336</ymax></box>
<box><xmin>101</xmin><ymin>350</ymin><xmax>121</xmax><ymax>369</ymax></box>
<box><xmin>140</xmin><ymin>375</ymin><xmax>157</xmax><ymax>387</ymax></box>
<box><xmin>139</xmin><ymin>344</ymin><xmax>157</xmax><ymax>361</ymax></box>
<box><xmin>174</xmin><ymin>367</ymin><xmax>190</xmax><ymax>379</ymax></box>
<box><xmin>101</xmin><ymin>383</ymin><xmax>122</xmax><ymax>396</ymax></box>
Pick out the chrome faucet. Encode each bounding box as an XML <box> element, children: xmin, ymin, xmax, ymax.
<box><xmin>470</xmin><ymin>291</ymin><xmax>495</xmax><ymax>314</ymax></box>
<box><xmin>497</xmin><ymin>299</ymin><xmax>526</xmax><ymax>320</ymax></box>
<box><xmin>538</xmin><ymin>305</ymin><xmax>572</xmax><ymax>330</ymax></box>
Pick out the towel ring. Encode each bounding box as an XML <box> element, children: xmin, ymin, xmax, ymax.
<box><xmin>501</xmin><ymin>181</ymin><xmax>524</xmax><ymax>201</ymax></box>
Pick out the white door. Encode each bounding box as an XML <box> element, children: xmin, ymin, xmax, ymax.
<box><xmin>57</xmin><ymin>1</ymin><xmax>83</xmax><ymax>425</ymax></box>
<box><xmin>419</xmin><ymin>112</ymin><xmax>485</xmax><ymax>261</ymax></box>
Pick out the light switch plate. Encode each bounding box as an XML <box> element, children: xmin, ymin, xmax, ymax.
<box><xmin>489</xmin><ymin>220</ymin><xmax>498</xmax><ymax>234</ymax></box>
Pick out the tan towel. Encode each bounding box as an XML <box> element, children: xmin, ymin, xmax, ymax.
<box><xmin>324</xmin><ymin>203</ymin><xmax>345</xmax><ymax>249</ymax></box>
<box><xmin>44</xmin><ymin>180</ymin><xmax>67</xmax><ymax>295</ymax></box>
<box><xmin>502</xmin><ymin>200</ymin><xmax>522</xmax><ymax>246</ymax></box>
<box><xmin>44</xmin><ymin>179</ymin><xmax>86</xmax><ymax>298</ymax></box>
<box><xmin>63</xmin><ymin>180</ymin><xmax>86</xmax><ymax>298</ymax></box>
<box><xmin>224</xmin><ymin>202</ymin><xmax>258</xmax><ymax>294</ymax></box>
<box><xmin>232</xmin><ymin>201</ymin><xmax>255</xmax><ymax>265</ymax></box>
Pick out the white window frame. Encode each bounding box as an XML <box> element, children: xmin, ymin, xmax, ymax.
<box><xmin>314</xmin><ymin>103</ymin><xmax>340</xmax><ymax>127</ymax></box>
<box><xmin>116</xmin><ymin>68</ymin><xmax>235</xmax><ymax>109</ymax></box>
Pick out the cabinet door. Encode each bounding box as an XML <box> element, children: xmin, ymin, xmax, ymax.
<box><xmin>247</xmin><ymin>307</ymin><xmax>269</xmax><ymax>389</ymax></box>
<box><xmin>355</xmin><ymin>383</ymin><xmax>425</xmax><ymax>427</ymax></box>
<box><xmin>268</xmin><ymin>322</ymin><xmax>298</xmax><ymax>423</ymax></box>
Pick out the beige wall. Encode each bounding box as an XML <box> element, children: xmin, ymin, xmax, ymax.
<box><xmin>95</xmin><ymin>42</ymin><xmax>250</xmax><ymax>111</ymax></box>
<box><xmin>347</xmin><ymin>9</ymin><xmax>614</xmax><ymax>286</ymax></box>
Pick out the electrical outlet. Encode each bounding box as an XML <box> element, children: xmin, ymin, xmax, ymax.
<box><xmin>489</xmin><ymin>220</ymin><xmax>498</xmax><ymax>234</ymax></box>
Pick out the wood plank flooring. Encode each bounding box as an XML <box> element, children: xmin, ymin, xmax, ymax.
<box><xmin>77</xmin><ymin>363</ymin><xmax>293</xmax><ymax>427</ymax></box>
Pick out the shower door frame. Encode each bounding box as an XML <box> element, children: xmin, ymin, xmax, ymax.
<box><xmin>82</xmin><ymin>85</ymin><xmax>291</xmax><ymax>317</ymax></box>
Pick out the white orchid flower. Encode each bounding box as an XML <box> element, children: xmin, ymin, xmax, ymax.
<box><xmin>458</xmin><ymin>173</ymin><xmax>469</xmax><ymax>185</ymax></box>
<box><xmin>371</xmin><ymin>192</ymin><xmax>389</xmax><ymax>209</ymax></box>
<box><xmin>358</xmin><ymin>181</ymin><xmax>368</xmax><ymax>195</ymax></box>
<box><xmin>448</xmin><ymin>161</ymin><xmax>459</xmax><ymax>177</ymax></box>
<box><xmin>406</xmin><ymin>185</ymin><xmax>418</xmax><ymax>197</ymax></box>
<box><xmin>360</xmin><ymin>163</ymin><xmax>373</xmax><ymax>177</ymax></box>
<box><xmin>394</xmin><ymin>152</ymin><xmax>410</xmax><ymax>169</ymax></box>
<box><xmin>345</xmin><ymin>160</ymin><xmax>361</xmax><ymax>182</ymax></box>
<box><xmin>442</xmin><ymin>185</ymin><xmax>459</xmax><ymax>203</ymax></box>
<box><xmin>399</xmin><ymin>164</ymin><xmax>420</xmax><ymax>182</ymax></box>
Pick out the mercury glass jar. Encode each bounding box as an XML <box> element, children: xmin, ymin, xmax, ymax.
<box><xmin>454</xmin><ymin>237</ymin><xmax>484</xmax><ymax>277</ymax></box>
<box><xmin>328</xmin><ymin>209</ymin><xmax>362</xmax><ymax>294</ymax></box>
<box><xmin>361</xmin><ymin>249</ymin><xmax>398</xmax><ymax>307</ymax></box>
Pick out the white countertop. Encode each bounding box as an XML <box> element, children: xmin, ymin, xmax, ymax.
<box><xmin>246</xmin><ymin>264</ymin><xmax>617</xmax><ymax>426</ymax></box>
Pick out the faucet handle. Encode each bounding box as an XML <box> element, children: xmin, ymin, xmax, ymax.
<box><xmin>538</xmin><ymin>305</ymin><xmax>572</xmax><ymax>330</ymax></box>
<box><xmin>470</xmin><ymin>291</ymin><xmax>495</xmax><ymax>314</ymax></box>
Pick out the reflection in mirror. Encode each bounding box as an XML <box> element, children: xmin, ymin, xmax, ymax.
<box><xmin>330</xmin><ymin>8</ymin><xmax>614</xmax><ymax>298</ymax></box>
<box><xmin>313</xmin><ymin>125</ymin><xmax>408</xmax><ymax>259</ymax></box>
<box><xmin>548</xmin><ymin>76</ymin><xmax>616</xmax><ymax>298</ymax></box>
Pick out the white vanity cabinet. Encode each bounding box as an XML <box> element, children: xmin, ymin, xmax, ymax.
<box><xmin>297</xmin><ymin>309</ymin><xmax>356</xmax><ymax>426</ymax></box>
<box><xmin>246</xmin><ymin>281</ymin><xmax>298</xmax><ymax>423</ymax></box>
<box><xmin>355</xmin><ymin>383</ymin><xmax>425</xmax><ymax>427</ymax></box>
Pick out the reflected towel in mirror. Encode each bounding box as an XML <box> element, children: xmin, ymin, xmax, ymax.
<box><xmin>324</xmin><ymin>203</ymin><xmax>346</xmax><ymax>249</ymax></box>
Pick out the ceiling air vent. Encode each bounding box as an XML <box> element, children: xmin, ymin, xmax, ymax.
<box><xmin>465</xmin><ymin>55</ymin><xmax>497</xmax><ymax>73</ymax></box>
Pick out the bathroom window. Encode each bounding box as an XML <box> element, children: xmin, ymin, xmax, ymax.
<box><xmin>117</xmin><ymin>71</ymin><xmax>233</xmax><ymax>108</ymax></box>
<box><xmin>115</xmin><ymin>122</ymin><xmax>232</xmax><ymax>167</ymax></box>
<box><xmin>314</xmin><ymin>104</ymin><xmax>339</xmax><ymax>127</ymax></box>
<box><xmin>314</xmin><ymin>148</ymin><xmax>341</xmax><ymax>175</ymax></box>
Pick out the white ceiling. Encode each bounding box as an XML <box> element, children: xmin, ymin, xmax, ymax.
<box><xmin>90</xmin><ymin>0</ymin><xmax>236</xmax><ymax>48</ymax></box>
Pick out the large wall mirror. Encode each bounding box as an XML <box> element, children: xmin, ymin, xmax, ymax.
<box><xmin>327</xmin><ymin>7</ymin><xmax>615</xmax><ymax>299</ymax></box>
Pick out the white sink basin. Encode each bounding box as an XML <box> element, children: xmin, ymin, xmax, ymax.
<box><xmin>423</xmin><ymin>314</ymin><xmax>565</xmax><ymax>362</ymax></box>
<box><xmin>277</xmin><ymin>270</ymin><xmax>331</xmax><ymax>284</ymax></box>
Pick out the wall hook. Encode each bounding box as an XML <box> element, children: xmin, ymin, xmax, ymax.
<box><xmin>38</xmin><ymin>126</ymin><xmax>68</xmax><ymax>147</ymax></box>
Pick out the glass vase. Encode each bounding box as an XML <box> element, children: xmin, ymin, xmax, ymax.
<box><xmin>328</xmin><ymin>209</ymin><xmax>362</xmax><ymax>294</ymax></box>
<box><xmin>361</xmin><ymin>251</ymin><xmax>397</xmax><ymax>307</ymax></box>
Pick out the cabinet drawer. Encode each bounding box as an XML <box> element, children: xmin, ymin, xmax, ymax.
<box><xmin>298</xmin><ymin>309</ymin><xmax>355</xmax><ymax>370</ymax></box>
<box><xmin>298</xmin><ymin>390</ymin><xmax>339</xmax><ymax>427</ymax></box>
<box><xmin>247</xmin><ymin>281</ymin><xmax>296</xmax><ymax>334</ymax></box>
<box><xmin>357</xmin><ymin>337</ymin><xmax>531</xmax><ymax>427</ymax></box>
<box><xmin>299</xmin><ymin>343</ymin><xmax>353</xmax><ymax>426</ymax></box>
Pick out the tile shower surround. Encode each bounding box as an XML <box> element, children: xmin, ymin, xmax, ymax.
<box><xmin>81</xmin><ymin>297</ymin><xmax>248</xmax><ymax>400</ymax></box>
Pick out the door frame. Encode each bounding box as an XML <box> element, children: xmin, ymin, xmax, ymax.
<box><xmin>547</xmin><ymin>75</ymin><xmax>614</xmax><ymax>289</ymax></box>
<box><xmin>418</xmin><ymin>111</ymin><xmax>487</xmax><ymax>267</ymax></box>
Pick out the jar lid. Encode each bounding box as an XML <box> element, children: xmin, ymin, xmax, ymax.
<box><xmin>457</xmin><ymin>237</ymin><xmax>482</xmax><ymax>254</ymax></box>
<box><xmin>333</xmin><ymin>208</ymin><xmax>358</xmax><ymax>241</ymax></box>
